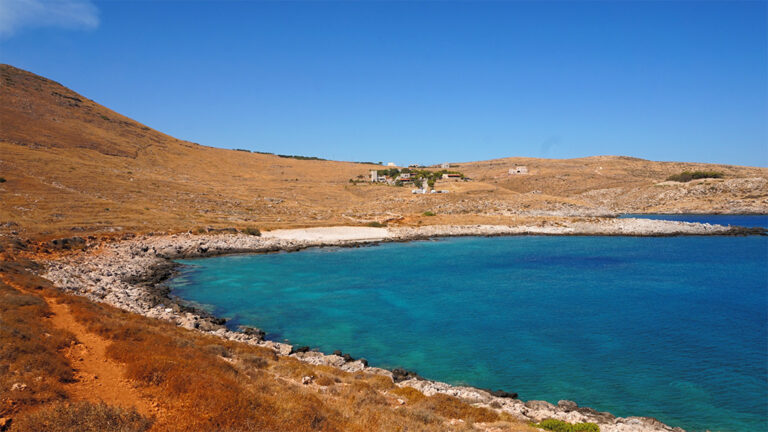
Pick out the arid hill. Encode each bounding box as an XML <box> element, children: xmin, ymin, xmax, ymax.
<box><xmin>1</xmin><ymin>63</ymin><xmax>766</xmax><ymax>241</ymax></box>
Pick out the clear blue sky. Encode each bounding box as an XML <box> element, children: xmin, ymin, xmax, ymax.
<box><xmin>1</xmin><ymin>1</ymin><xmax>766</xmax><ymax>166</ymax></box>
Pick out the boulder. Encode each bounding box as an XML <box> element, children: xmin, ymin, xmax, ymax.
<box><xmin>490</xmin><ymin>389</ymin><xmax>518</xmax><ymax>399</ymax></box>
<box><xmin>392</xmin><ymin>368</ymin><xmax>422</xmax><ymax>383</ymax></box>
<box><xmin>49</xmin><ymin>236</ymin><xmax>86</xmax><ymax>250</ymax></box>
<box><xmin>290</xmin><ymin>345</ymin><xmax>311</xmax><ymax>354</ymax></box>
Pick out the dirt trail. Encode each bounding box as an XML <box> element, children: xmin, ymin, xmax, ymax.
<box><xmin>44</xmin><ymin>298</ymin><xmax>157</xmax><ymax>416</ymax></box>
<box><xmin>0</xmin><ymin>272</ymin><xmax>158</xmax><ymax>418</ymax></box>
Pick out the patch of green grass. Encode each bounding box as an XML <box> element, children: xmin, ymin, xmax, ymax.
<box><xmin>666</xmin><ymin>171</ymin><xmax>723</xmax><ymax>182</ymax></box>
<box><xmin>423</xmin><ymin>211</ymin><xmax>436</xmax><ymax>217</ymax></box>
<box><xmin>535</xmin><ymin>419</ymin><xmax>599</xmax><ymax>432</ymax></box>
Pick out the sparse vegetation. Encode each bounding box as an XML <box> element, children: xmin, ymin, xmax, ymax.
<box><xmin>277</xmin><ymin>154</ymin><xmax>326</xmax><ymax>161</ymax></box>
<box><xmin>536</xmin><ymin>418</ymin><xmax>600</xmax><ymax>432</ymax></box>
<box><xmin>0</xmin><ymin>270</ymin><xmax>76</xmax><ymax>418</ymax></box>
<box><xmin>374</xmin><ymin>168</ymin><xmax>465</xmax><ymax>188</ymax></box>
<box><xmin>423</xmin><ymin>211</ymin><xmax>436</xmax><ymax>216</ymax></box>
<box><xmin>666</xmin><ymin>171</ymin><xmax>724</xmax><ymax>182</ymax></box>
<box><xmin>9</xmin><ymin>401</ymin><xmax>153</xmax><ymax>432</ymax></box>
<box><xmin>366</xmin><ymin>221</ymin><xmax>386</xmax><ymax>227</ymax></box>
<box><xmin>241</xmin><ymin>227</ymin><xmax>261</xmax><ymax>236</ymax></box>
<box><xmin>0</xmin><ymin>177</ymin><xmax>6</xmax><ymax>183</ymax></box>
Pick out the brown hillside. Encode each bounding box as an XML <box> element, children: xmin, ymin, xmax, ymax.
<box><xmin>1</xmin><ymin>64</ymin><xmax>766</xmax><ymax>240</ymax></box>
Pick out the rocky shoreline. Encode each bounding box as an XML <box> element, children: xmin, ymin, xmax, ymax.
<box><xmin>40</xmin><ymin>219</ymin><xmax>761</xmax><ymax>432</ymax></box>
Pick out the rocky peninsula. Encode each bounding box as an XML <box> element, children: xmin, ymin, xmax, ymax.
<box><xmin>39</xmin><ymin>218</ymin><xmax>760</xmax><ymax>432</ymax></box>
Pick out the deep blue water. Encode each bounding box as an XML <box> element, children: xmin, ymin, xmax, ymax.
<box><xmin>619</xmin><ymin>214</ymin><xmax>768</xmax><ymax>229</ymax></box>
<box><xmin>170</xmin><ymin>232</ymin><xmax>768</xmax><ymax>432</ymax></box>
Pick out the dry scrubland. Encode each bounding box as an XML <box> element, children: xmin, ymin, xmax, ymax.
<box><xmin>1</xmin><ymin>64</ymin><xmax>766</xmax><ymax>241</ymax></box>
<box><xmin>0</xmin><ymin>63</ymin><xmax>766</xmax><ymax>431</ymax></box>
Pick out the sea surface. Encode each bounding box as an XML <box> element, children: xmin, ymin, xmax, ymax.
<box><xmin>170</xmin><ymin>218</ymin><xmax>768</xmax><ymax>432</ymax></box>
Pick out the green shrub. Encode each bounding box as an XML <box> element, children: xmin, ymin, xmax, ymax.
<box><xmin>366</xmin><ymin>221</ymin><xmax>386</xmax><ymax>227</ymax></box>
<box><xmin>242</xmin><ymin>227</ymin><xmax>261</xmax><ymax>236</ymax></box>
<box><xmin>277</xmin><ymin>154</ymin><xmax>325</xmax><ymax>161</ymax></box>
<box><xmin>536</xmin><ymin>418</ymin><xmax>599</xmax><ymax>432</ymax></box>
<box><xmin>423</xmin><ymin>211</ymin><xmax>436</xmax><ymax>217</ymax></box>
<box><xmin>0</xmin><ymin>177</ymin><xmax>6</xmax><ymax>183</ymax></box>
<box><xmin>666</xmin><ymin>171</ymin><xmax>723</xmax><ymax>182</ymax></box>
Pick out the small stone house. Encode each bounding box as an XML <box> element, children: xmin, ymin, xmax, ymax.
<box><xmin>509</xmin><ymin>166</ymin><xmax>528</xmax><ymax>175</ymax></box>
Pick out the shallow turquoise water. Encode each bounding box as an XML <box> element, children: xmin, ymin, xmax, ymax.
<box><xmin>171</xmin><ymin>234</ymin><xmax>768</xmax><ymax>432</ymax></box>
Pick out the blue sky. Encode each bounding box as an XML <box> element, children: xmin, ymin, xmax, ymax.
<box><xmin>1</xmin><ymin>1</ymin><xmax>766</xmax><ymax>166</ymax></box>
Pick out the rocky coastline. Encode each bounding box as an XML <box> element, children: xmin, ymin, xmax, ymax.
<box><xmin>40</xmin><ymin>219</ymin><xmax>761</xmax><ymax>432</ymax></box>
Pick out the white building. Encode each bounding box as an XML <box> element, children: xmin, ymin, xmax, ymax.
<box><xmin>509</xmin><ymin>166</ymin><xmax>528</xmax><ymax>175</ymax></box>
<box><xmin>386</xmin><ymin>162</ymin><xmax>397</xmax><ymax>167</ymax></box>
<box><xmin>440</xmin><ymin>162</ymin><xmax>450</xmax><ymax>169</ymax></box>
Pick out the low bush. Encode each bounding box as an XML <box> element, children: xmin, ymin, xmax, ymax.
<box><xmin>242</xmin><ymin>227</ymin><xmax>261</xmax><ymax>236</ymax></box>
<box><xmin>277</xmin><ymin>154</ymin><xmax>326</xmax><ymax>161</ymax></box>
<box><xmin>537</xmin><ymin>418</ymin><xmax>600</xmax><ymax>432</ymax></box>
<box><xmin>9</xmin><ymin>401</ymin><xmax>153</xmax><ymax>432</ymax></box>
<box><xmin>204</xmin><ymin>344</ymin><xmax>231</xmax><ymax>358</ymax></box>
<box><xmin>390</xmin><ymin>386</ymin><xmax>427</xmax><ymax>403</ymax></box>
<box><xmin>423</xmin><ymin>211</ymin><xmax>436</xmax><ymax>216</ymax></box>
<box><xmin>366</xmin><ymin>221</ymin><xmax>386</xmax><ymax>227</ymax></box>
<box><xmin>414</xmin><ymin>393</ymin><xmax>499</xmax><ymax>423</ymax></box>
<box><xmin>666</xmin><ymin>171</ymin><xmax>723</xmax><ymax>182</ymax></box>
<box><xmin>0</xmin><ymin>177</ymin><xmax>6</xmax><ymax>183</ymax></box>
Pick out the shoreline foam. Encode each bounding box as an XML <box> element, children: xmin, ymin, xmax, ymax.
<box><xmin>41</xmin><ymin>219</ymin><xmax>762</xmax><ymax>432</ymax></box>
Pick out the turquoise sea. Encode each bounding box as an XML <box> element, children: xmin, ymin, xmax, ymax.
<box><xmin>170</xmin><ymin>216</ymin><xmax>768</xmax><ymax>432</ymax></box>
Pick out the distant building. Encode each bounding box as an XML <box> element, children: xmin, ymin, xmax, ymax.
<box><xmin>509</xmin><ymin>166</ymin><xmax>528</xmax><ymax>175</ymax></box>
<box><xmin>398</xmin><ymin>172</ymin><xmax>412</xmax><ymax>180</ymax></box>
<box><xmin>370</xmin><ymin>170</ymin><xmax>379</xmax><ymax>182</ymax></box>
<box><xmin>386</xmin><ymin>162</ymin><xmax>397</xmax><ymax>167</ymax></box>
<box><xmin>442</xmin><ymin>173</ymin><xmax>461</xmax><ymax>180</ymax></box>
<box><xmin>440</xmin><ymin>162</ymin><xmax>450</xmax><ymax>169</ymax></box>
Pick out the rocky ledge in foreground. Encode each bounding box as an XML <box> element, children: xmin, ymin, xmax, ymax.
<box><xmin>40</xmin><ymin>219</ymin><xmax>751</xmax><ymax>432</ymax></box>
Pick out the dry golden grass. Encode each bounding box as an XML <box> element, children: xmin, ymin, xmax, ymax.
<box><xmin>2</xmin><ymin>64</ymin><xmax>765</xmax><ymax>241</ymax></box>
<box><xmin>0</xmin><ymin>263</ymin><xmax>75</xmax><ymax>419</ymax></box>
<box><xmin>9</xmin><ymin>401</ymin><xmax>153</xmax><ymax>432</ymax></box>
